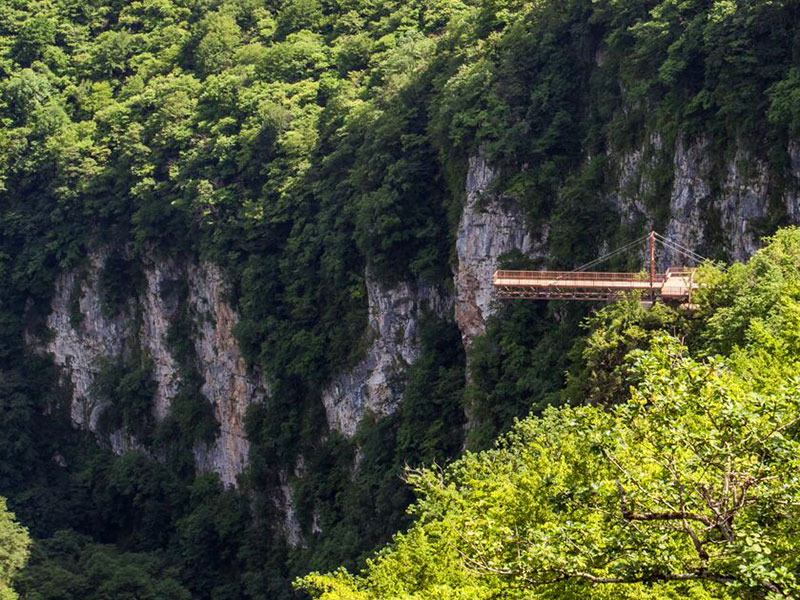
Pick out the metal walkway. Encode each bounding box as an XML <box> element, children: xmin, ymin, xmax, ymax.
<box><xmin>493</xmin><ymin>268</ymin><xmax>696</xmax><ymax>301</ymax></box>
<box><xmin>492</xmin><ymin>232</ymin><xmax>702</xmax><ymax>304</ymax></box>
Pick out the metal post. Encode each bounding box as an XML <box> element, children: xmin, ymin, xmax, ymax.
<box><xmin>649</xmin><ymin>231</ymin><xmax>656</xmax><ymax>303</ymax></box>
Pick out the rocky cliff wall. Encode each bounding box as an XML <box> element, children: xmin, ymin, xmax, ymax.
<box><xmin>454</xmin><ymin>153</ymin><xmax>548</xmax><ymax>348</ymax></box>
<box><xmin>453</xmin><ymin>139</ymin><xmax>800</xmax><ymax>349</ymax></box>
<box><xmin>30</xmin><ymin>136</ymin><xmax>800</xmax><ymax>491</ymax></box>
<box><xmin>34</xmin><ymin>250</ymin><xmax>264</xmax><ymax>486</ymax></box>
<box><xmin>41</xmin><ymin>249</ymin><xmax>132</xmax><ymax>433</ymax></box>
<box><xmin>321</xmin><ymin>270</ymin><xmax>451</xmax><ymax>437</ymax></box>
<box><xmin>616</xmin><ymin>137</ymin><xmax>800</xmax><ymax>266</ymax></box>
<box><xmin>187</xmin><ymin>262</ymin><xmax>262</xmax><ymax>486</ymax></box>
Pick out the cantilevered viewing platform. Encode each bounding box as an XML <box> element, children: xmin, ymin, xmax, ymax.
<box><xmin>492</xmin><ymin>231</ymin><xmax>702</xmax><ymax>305</ymax></box>
<box><xmin>492</xmin><ymin>268</ymin><xmax>697</xmax><ymax>302</ymax></box>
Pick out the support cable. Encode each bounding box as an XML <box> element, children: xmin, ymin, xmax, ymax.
<box><xmin>653</xmin><ymin>234</ymin><xmax>707</xmax><ymax>264</ymax></box>
<box><xmin>653</xmin><ymin>233</ymin><xmax>707</xmax><ymax>261</ymax></box>
<box><xmin>540</xmin><ymin>231</ymin><xmax>705</xmax><ymax>286</ymax></box>
<box><xmin>566</xmin><ymin>234</ymin><xmax>651</xmax><ymax>274</ymax></box>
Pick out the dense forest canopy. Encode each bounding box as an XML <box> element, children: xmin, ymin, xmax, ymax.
<box><xmin>1</xmin><ymin>0</ymin><xmax>800</xmax><ymax>598</ymax></box>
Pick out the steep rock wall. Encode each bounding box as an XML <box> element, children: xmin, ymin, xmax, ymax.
<box><xmin>42</xmin><ymin>249</ymin><xmax>131</xmax><ymax>433</ymax></box>
<box><xmin>34</xmin><ymin>138</ymin><xmax>800</xmax><ymax>495</ymax></box>
<box><xmin>36</xmin><ymin>250</ymin><xmax>264</xmax><ymax>486</ymax></box>
<box><xmin>789</xmin><ymin>142</ymin><xmax>800</xmax><ymax>221</ymax></box>
<box><xmin>230</xmin><ymin>136</ymin><xmax>800</xmax><ymax>485</ymax></box>
<box><xmin>454</xmin><ymin>154</ymin><xmax>547</xmax><ymax>348</ymax></box>
<box><xmin>140</xmin><ymin>258</ymin><xmax>183</xmax><ymax>422</ymax></box>
<box><xmin>321</xmin><ymin>270</ymin><xmax>451</xmax><ymax>437</ymax></box>
<box><xmin>664</xmin><ymin>138</ymin><xmax>765</xmax><ymax>263</ymax></box>
<box><xmin>454</xmin><ymin>140</ymin><xmax>800</xmax><ymax>350</ymax></box>
<box><xmin>188</xmin><ymin>262</ymin><xmax>260</xmax><ymax>486</ymax></box>
<box><xmin>616</xmin><ymin>137</ymin><xmax>800</xmax><ymax>266</ymax></box>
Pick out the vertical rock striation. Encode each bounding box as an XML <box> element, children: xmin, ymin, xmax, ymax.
<box><xmin>788</xmin><ymin>142</ymin><xmax>800</xmax><ymax>222</ymax></box>
<box><xmin>321</xmin><ymin>270</ymin><xmax>450</xmax><ymax>437</ymax></box>
<box><xmin>35</xmin><ymin>249</ymin><xmax>265</xmax><ymax>486</ymax></box>
<box><xmin>188</xmin><ymin>262</ymin><xmax>262</xmax><ymax>486</ymax></box>
<box><xmin>454</xmin><ymin>153</ymin><xmax>546</xmax><ymax>349</ymax></box>
<box><xmin>616</xmin><ymin>137</ymin><xmax>800</xmax><ymax>266</ymax></box>
<box><xmin>41</xmin><ymin>250</ymin><xmax>130</xmax><ymax>432</ymax></box>
<box><xmin>140</xmin><ymin>259</ymin><xmax>183</xmax><ymax>422</ymax></box>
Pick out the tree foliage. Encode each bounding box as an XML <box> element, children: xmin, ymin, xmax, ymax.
<box><xmin>298</xmin><ymin>230</ymin><xmax>800</xmax><ymax>599</ymax></box>
<box><xmin>0</xmin><ymin>497</ymin><xmax>29</xmax><ymax>600</ymax></box>
<box><xmin>16</xmin><ymin>529</ymin><xmax>191</xmax><ymax>600</ymax></box>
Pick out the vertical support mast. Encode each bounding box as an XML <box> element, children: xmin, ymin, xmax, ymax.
<box><xmin>649</xmin><ymin>231</ymin><xmax>656</xmax><ymax>282</ymax></box>
<box><xmin>649</xmin><ymin>230</ymin><xmax>656</xmax><ymax>302</ymax></box>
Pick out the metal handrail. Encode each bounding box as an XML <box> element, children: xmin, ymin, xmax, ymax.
<box><xmin>493</xmin><ymin>270</ymin><xmax>663</xmax><ymax>283</ymax></box>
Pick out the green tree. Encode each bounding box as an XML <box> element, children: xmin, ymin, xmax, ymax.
<box><xmin>299</xmin><ymin>333</ymin><xmax>800</xmax><ymax>599</ymax></box>
<box><xmin>276</xmin><ymin>0</ymin><xmax>324</xmax><ymax>37</ymax></box>
<box><xmin>195</xmin><ymin>12</ymin><xmax>242</xmax><ymax>76</ymax></box>
<box><xmin>12</xmin><ymin>14</ymin><xmax>56</xmax><ymax>66</ymax></box>
<box><xmin>16</xmin><ymin>529</ymin><xmax>191</xmax><ymax>600</ymax></box>
<box><xmin>298</xmin><ymin>230</ymin><xmax>800</xmax><ymax>600</ymax></box>
<box><xmin>0</xmin><ymin>497</ymin><xmax>30</xmax><ymax>600</ymax></box>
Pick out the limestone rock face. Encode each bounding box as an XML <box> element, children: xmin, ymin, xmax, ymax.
<box><xmin>140</xmin><ymin>259</ymin><xmax>183</xmax><ymax>422</ymax></box>
<box><xmin>615</xmin><ymin>137</ymin><xmax>800</xmax><ymax>267</ymax></box>
<box><xmin>276</xmin><ymin>479</ymin><xmax>303</xmax><ymax>547</ymax></box>
<box><xmin>31</xmin><ymin>137</ymin><xmax>800</xmax><ymax>501</ymax></box>
<box><xmin>42</xmin><ymin>250</ymin><xmax>131</xmax><ymax>431</ymax></box>
<box><xmin>664</xmin><ymin>138</ymin><xmax>769</xmax><ymax>263</ymax></box>
<box><xmin>321</xmin><ymin>271</ymin><xmax>450</xmax><ymax>437</ymax></box>
<box><xmin>36</xmin><ymin>249</ymin><xmax>264</xmax><ymax>487</ymax></box>
<box><xmin>454</xmin><ymin>153</ymin><xmax>546</xmax><ymax>348</ymax></box>
<box><xmin>188</xmin><ymin>262</ymin><xmax>260</xmax><ymax>487</ymax></box>
<box><xmin>452</xmin><ymin>141</ymin><xmax>800</xmax><ymax>349</ymax></box>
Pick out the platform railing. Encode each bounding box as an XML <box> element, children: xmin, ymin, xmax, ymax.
<box><xmin>493</xmin><ymin>270</ymin><xmax>664</xmax><ymax>283</ymax></box>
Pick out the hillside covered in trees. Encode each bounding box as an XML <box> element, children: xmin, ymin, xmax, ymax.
<box><xmin>2</xmin><ymin>0</ymin><xmax>800</xmax><ymax>598</ymax></box>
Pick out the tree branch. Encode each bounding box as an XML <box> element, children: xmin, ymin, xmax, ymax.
<box><xmin>617</xmin><ymin>480</ymin><xmax>713</xmax><ymax>527</ymax></box>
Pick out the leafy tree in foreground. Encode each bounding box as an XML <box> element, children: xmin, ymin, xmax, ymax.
<box><xmin>298</xmin><ymin>230</ymin><xmax>800</xmax><ymax>600</ymax></box>
<box><xmin>0</xmin><ymin>497</ymin><xmax>29</xmax><ymax>600</ymax></box>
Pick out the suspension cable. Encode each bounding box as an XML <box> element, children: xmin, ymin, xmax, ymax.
<box><xmin>657</xmin><ymin>240</ymin><xmax>707</xmax><ymax>265</ymax></box>
<box><xmin>653</xmin><ymin>233</ymin><xmax>707</xmax><ymax>264</ymax></box>
<box><xmin>653</xmin><ymin>232</ymin><xmax>707</xmax><ymax>259</ymax></box>
<box><xmin>568</xmin><ymin>234</ymin><xmax>651</xmax><ymax>274</ymax></box>
<box><xmin>653</xmin><ymin>232</ymin><xmax>707</xmax><ymax>260</ymax></box>
<box><xmin>545</xmin><ymin>231</ymin><xmax>706</xmax><ymax>283</ymax></box>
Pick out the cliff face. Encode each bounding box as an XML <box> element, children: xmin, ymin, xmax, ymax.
<box><xmin>453</xmin><ymin>139</ymin><xmax>800</xmax><ymax>346</ymax></box>
<box><xmin>789</xmin><ymin>142</ymin><xmax>800</xmax><ymax>221</ymax></box>
<box><xmin>43</xmin><ymin>249</ymin><xmax>133</xmax><ymax>435</ymax></box>
<box><xmin>454</xmin><ymin>153</ymin><xmax>548</xmax><ymax>347</ymax></box>
<box><xmin>35</xmin><ymin>250</ymin><xmax>264</xmax><ymax>486</ymax></box>
<box><xmin>186</xmin><ymin>262</ymin><xmax>263</xmax><ymax>486</ymax></box>
<box><xmin>616</xmin><ymin>137</ymin><xmax>800</xmax><ymax>266</ymax></box>
<box><xmin>321</xmin><ymin>270</ymin><xmax>451</xmax><ymax>437</ymax></box>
